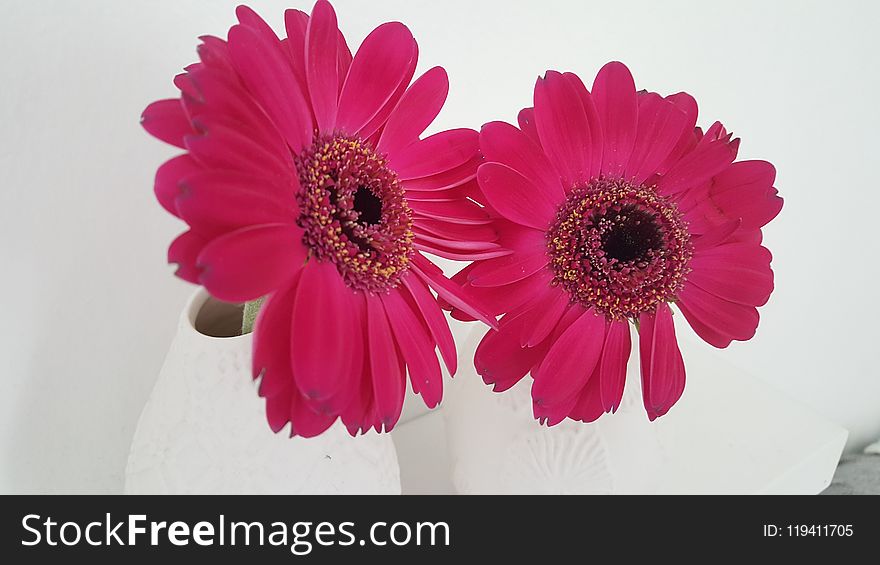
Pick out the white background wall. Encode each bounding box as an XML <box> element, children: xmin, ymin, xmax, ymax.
<box><xmin>1</xmin><ymin>0</ymin><xmax>878</xmax><ymax>493</ymax></box>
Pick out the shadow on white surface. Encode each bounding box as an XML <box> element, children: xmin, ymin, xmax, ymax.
<box><xmin>393</xmin><ymin>324</ymin><xmax>847</xmax><ymax>495</ymax></box>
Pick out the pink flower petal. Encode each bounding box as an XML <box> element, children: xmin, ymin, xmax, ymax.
<box><xmin>291</xmin><ymin>261</ymin><xmax>361</xmax><ymax>402</ymax></box>
<box><xmin>334</xmin><ymin>27</ymin><xmax>353</xmax><ymax>92</ymax></box>
<box><xmin>378</xmin><ymin>67</ymin><xmax>449</xmax><ymax>156</ymax></box>
<box><xmin>285</xmin><ymin>7</ymin><xmax>351</xmax><ymax>97</ymax></box>
<box><xmin>265</xmin><ymin>392</ymin><xmax>292</xmax><ymax>433</ymax></box>
<box><xmin>408</xmin><ymin>199</ymin><xmax>489</xmax><ymax>225</ymax></box>
<box><xmin>414</xmin><ymin>241</ymin><xmax>508</xmax><ymax>262</ymax></box>
<box><xmin>412</xmin><ymin>231</ymin><xmax>503</xmax><ymax>253</ymax></box>
<box><xmin>638</xmin><ymin>303</ymin><xmax>686</xmax><ymax>421</ymax></box>
<box><xmin>562</xmin><ymin>72</ymin><xmax>604</xmax><ymax>182</ymax></box>
<box><xmin>168</xmin><ymin>230</ymin><xmax>209</xmax><ymax>284</ymax></box>
<box><xmin>340</xmin><ymin>358</ymin><xmax>375</xmax><ymax>437</ymax></box>
<box><xmin>657</xmin><ymin>132</ymin><xmax>738</xmax><ymax>195</ymax></box>
<box><xmin>698</xmin><ymin>122</ymin><xmax>729</xmax><ymax>147</ymax></box>
<box><xmin>454</xmin><ymin>219</ymin><xmax>543</xmax><ymax>276</ymax></box>
<box><xmin>289</xmin><ymin>393</ymin><xmax>337</xmax><ymax>438</ymax></box>
<box><xmin>534</xmin><ymin>70</ymin><xmax>592</xmax><ymax>187</ymax></box>
<box><xmin>266</xmin><ymin>385</ymin><xmax>298</xmax><ymax>430</ymax></box>
<box><xmin>185</xmin><ymin>120</ymin><xmax>294</xmax><ymax>182</ymax></box>
<box><xmin>227</xmin><ymin>24</ymin><xmax>313</xmax><ymax>152</ymax></box>
<box><xmin>340</xmin><ymin>388</ymin><xmax>378</xmax><ymax>437</ymax></box>
<box><xmin>367</xmin><ymin>403</ymin><xmax>384</xmax><ymax>434</ymax></box>
<box><xmin>461</xmin><ymin>178</ymin><xmax>487</xmax><ymax>201</ymax></box>
<box><xmin>401</xmin><ymin>155</ymin><xmax>481</xmax><ymax>191</ymax></box>
<box><xmin>730</xmin><ymin>229</ymin><xmax>764</xmax><ymax>246</ymax></box>
<box><xmin>709</xmin><ymin>160</ymin><xmax>784</xmax><ymax>230</ymax></box>
<box><xmin>283</xmin><ymin>9</ymin><xmax>308</xmax><ymax>42</ymax></box>
<box><xmin>196</xmin><ymin>35</ymin><xmax>236</xmax><ymax>73</ymax></box>
<box><xmin>674</xmin><ymin>305</ymin><xmax>730</xmax><ymax>350</ymax></box>
<box><xmin>534</xmin><ymin>389</ymin><xmax>580</xmax><ymax>426</ymax></box>
<box><xmin>174</xmin><ymin>69</ymin><xmax>202</xmax><ymax>105</ymax></box>
<box><xmin>358</xmin><ymin>55</ymin><xmax>417</xmax><ymax>143</ymax></box>
<box><xmin>568</xmin><ymin>364</ymin><xmax>604</xmax><ymax>423</ymax></box>
<box><xmin>516</xmin><ymin>286</ymin><xmax>569</xmax><ymax>347</ymax></box>
<box><xmin>235</xmin><ymin>5</ymin><xmax>281</xmax><ymax>42</ymax></box>
<box><xmin>468</xmin><ymin>249</ymin><xmax>548</xmax><ymax>288</ymax></box>
<box><xmin>446</xmin><ymin>267</ymin><xmax>554</xmax><ymax>323</ymax></box>
<box><xmin>414</xmin><ymin>218</ymin><xmax>498</xmax><ymax>243</ymax></box>
<box><xmin>186</xmin><ymin>105</ymin><xmax>288</xmax><ymax>156</ymax></box>
<box><xmin>625</xmin><ymin>92</ymin><xmax>691</xmax><ymax>184</ymax></box>
<box><xmin>677</xmin><ymin>283</ymin><xmax>760</xmax><ymax>348</ymax></box>
<box><xmin>283</xmin><ymin>9</ymin><xmax>312</xmax><ymax>105</ymax></box>
<box><xmin>468</xmin><ymin>225</ymin><xmax>548</xmax><ymax>287</ymax></box>
<box><xmin>532</xmin><ymin>309</ymin><xmax>606</xmax><ymax>407</ymax></box>
<box><xmin>309</xmin><ymin>297</ymin><xmax>367</xmax><ymax>417</ymax></box>
<box><xmin>592</xmin><ymin>62</ymin><xmax>638</xmax><ymax>179</ymax></box>
<box><xmin>392</xmin><ymin>129</ymin><xmax>478</xmax><ymax>180</ymax></box>
<box><xmin>475</xmin><ymin>321</ymin><xmax>547</xmax><ymax>393</ymax></box>
<box><xmin>477</xmin><ymin>161</ymin><xmax>561</xmax><ymax>230</ymax></box>
<box><xmin>154</xmin><ymin>154</ymin><xmax>201</xmax><ymax>217</ymax></box>
<box><xmin>530</xmin><ymin>305</ymin><xmax>590</xmax><ymax>418</ymax></box>
<box><xmin>382</xmin><ymin>288</ymin><xmax>444</xmax><ymax>409</ymax></box>
<box><xmin>336</xmin><ymin>22</ymin><xmax>416</xmax><ymax>136</ymax></box>
<box><xmin>405</xmin><ymin>188</ymin><xmax>465</xmax><ymax>203</ymax></box>
<box><xmin>305</xmin><ymin>0</ymin><xmax>339</xmax><ymax>133</ymax></box>
<box><xmin>489</xmin><ymin>268</ymin><xmax>555</xmax><ymax>316</ymax></box>
<box><xmin>517</xmin><ymin>107</ymin><xmax>541</xmax><ymax>147</ymax></box>
<box><xmin>656</xmin><ymin>92</ymin><xmax>699</xmax><ymax>174</ymax></box>
<box><xmin>411</xmin><ymin>253</ymin><xmax>498</xmax><ymax>329</ymax></box>
<box><xmin>479</xmin><ymin>121</ymin><xmax>563</xmax><ymax>201</ymax></box>
<box><xmin>141</xmin><ymin>99</ymin><xmax>192</xmax><ymax>149</ymax></box>
<box><xmin>197</xmin><ymin>224</ymin><xmax>306</xmax><ymax>302</ymax></box>
<box><xmin>689</xmin><ymin>243</ymin><xmax>774</xmax><ymax>306</ymax></box>
<box><xmin>691</xmin><ymin>217</ymin><xmax>742</xmax><ymax>251</ymax></box>
<box><xmin>366</xmin><ymin>293</ymin><xmax>406</xmax><ymax>430</ymax></box>
<box><xmin>599</xmin><ymin>319</ymin><xmax>631</xmax><ymax>414</ymax></box>
<box><xmin>252</xmin><ymin>283</ymin><xmax>298</xmax><ymax>399</ymax></box>
<box><xmin>181</xmin><ymin>68</ymin><xmax>285</xmax><ymax>151</ymax></box>
<box><xmin>402</xmin><ymin>274</ymin><xmax>457</xmax><ymax>376</ymax></box>
<box><xmin>414</xmin><ymin>244</ymin><xmax>506</xmax><ymax>262</ymax></box>
<box><xmin>176</xmin><ymin>171</ymin><xmax>297</xmax><ymax>237</ymax></box>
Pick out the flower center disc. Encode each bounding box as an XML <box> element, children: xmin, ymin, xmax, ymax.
<box><xmin>546</xmin><ymin>179</ymin><xmax>692</xmax><ymax>319</ymax></box>
<box><xmin>295</xmin><ymin>134</ymin><xmax>414</xmax><ymax>293</ymax></box>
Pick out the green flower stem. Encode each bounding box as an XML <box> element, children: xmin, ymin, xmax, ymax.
<box><xmin>241</xmin><ymin>297</ymin><xmax>266</xmax><ymax>335</ymax></box>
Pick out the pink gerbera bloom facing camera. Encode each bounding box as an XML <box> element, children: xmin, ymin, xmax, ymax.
<box><xmin>142</xmin><ymin>1</ymin><xmax>497</xmax><ymax>437</ymax></box>
<box><xmin>455</xmin><ymin>62</ymin><xmax>782</xmax><ymax>425</ymax></box>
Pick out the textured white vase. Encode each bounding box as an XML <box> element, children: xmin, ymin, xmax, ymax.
<box><xmin>125</xmin><ymin>289</ymin><xmax>401</xmax><ymax>494</ymax></box>
<box><xmin>444</xmin><ymin>325</ymin><xmax>664</xmax><ymax>494</ymax></box>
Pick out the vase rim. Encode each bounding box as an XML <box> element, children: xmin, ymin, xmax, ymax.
<box><xmin>183</xmin><ymin>288</ymin><xmax>251</xmax><ymax>342</ymax></box>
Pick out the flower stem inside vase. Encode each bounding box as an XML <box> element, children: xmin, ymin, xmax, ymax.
<box><xmin>241</xmin><ymin>298</ymin><xmax>265</xmax><ymax>336</ymax></box>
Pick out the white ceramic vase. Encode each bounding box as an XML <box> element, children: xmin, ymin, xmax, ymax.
<box><xmin>444</xmin><ymin>325</ymin><xmax>664</xmax><ymax>494</ymax></box>
<box><xmin>125</xmin><ymin>289</ymin><xmax>401</xmax><ymax>494</ymax></box>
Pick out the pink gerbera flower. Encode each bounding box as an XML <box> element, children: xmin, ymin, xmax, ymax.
<box><xmin>142</xmin><ymin>1</ymin><xmax>497</xmax><ymax>437</ymax></box>
<box><xmin>452</xmin><ymin>62</ymin><xmax>782</xmax><ymax>424</ymax></box>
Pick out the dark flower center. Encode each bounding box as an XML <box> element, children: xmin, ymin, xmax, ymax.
<box><xmin>546</xmin><ymin>179</ymin><xmax>692</xmax><ymax>319</ymax></box>
<box><xmin>599</xmin><ymin>205</ymin><xmax>664</xmax><ymax>264</ymax></box>
<box><xmin>294</xmin><ymin>134</ymin><xmax>414</xmax><ymax>293</ymax></box>
<box><xmin>354</xmin><ymin>186</ymin><xmax>383</xmax><ymax>226</ymax></box>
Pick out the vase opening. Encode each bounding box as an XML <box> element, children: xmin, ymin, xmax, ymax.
<box><xmin>191</xmin><ymin>294</ymin><xmax>245</xmax><ymax>338</ymax></box>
